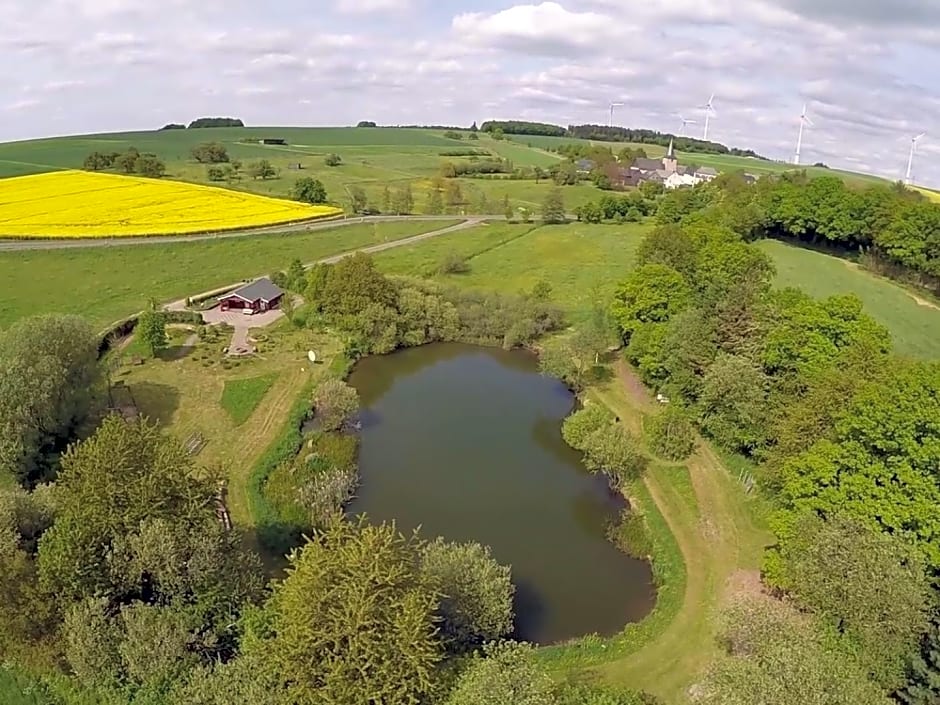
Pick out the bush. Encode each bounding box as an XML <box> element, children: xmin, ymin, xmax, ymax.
<box><xmin>580</xmin><ymin>425</ymin><xmax>648</xmax><ymax>488</ymax></box>
<box><xmin>438</xmin><ymin>251</ymin><xmax>470</xmax><ymax>275</ymax></box>
<box><xmin>324</xmin><ymin>153</ymin><xmax>342</xmax><ymax>167</ymax></box>
<box><xmin>606</xmin><ymin>510</ymin><xmax>653</xmax><ymax>559</ymax></box>
<box><xmin>420</xmin><ymin>539</ymin><xmax>514</xmax><ymax>651</ymax></box>
<box><xmin>312</xmin><ymin>379</ymin><xmax>359</xmax><ymax>431</ymax></box>
<box><xmin>562</xmin><ymin>404</ymin><xmax>614</xmax><ymax>449</ymax></box>
<box><xmin>265</xmin><ymin>432</ymin><xmax>359</xmax><ymax>536</ymax></box>
<box><xmin>645</xmin><ymin>405</ymin><xmax>696</xmax><ymax>461</ymax></box>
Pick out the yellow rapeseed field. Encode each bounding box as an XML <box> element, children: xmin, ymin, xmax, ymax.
<box><xmin>0</xmin><ymin>170</ymin><xmax>343</xmax><ymax>238</ymax></box>
<box><xmin>915</xmin><ymin>186</ymin><xmax>940</xmax><ymax>203</ymax></box>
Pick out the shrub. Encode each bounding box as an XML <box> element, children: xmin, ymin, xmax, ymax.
<box><xmin>606</xmin><ymin>510</ymin><xmax>653</xmax><ymax>559</ymax></box>
<box><xmin>324</xmin><ymin>153</ymin><xmax>342</xmax><ymax>167</ymax></box>
<box><xmin>645</xmin><ymin>405</ymin><xmax>696</xmax><ymax>461</ymax></box>
<box><xmin>561</xmin><ymin>404</ymin><xmax>614</xmax><ymax>449</ymax></box>
<box><xmin>580</xmin><ymin>424</ymin><xmax>648</xmax><ymax>488</ymax></box>
<box><xmin>420</xmin><ymin>539</ymin><xmax>514</xmax><ymax>651</ymax></box>
<box><xmin>312</xmin><ymin>379</ymin><xmax>359</xmax><ymax>431</ymax></box>
<box><xmin>438</xmin><ymin>251</ymin><xmax>470</xmax><ymax>275</ymax></box>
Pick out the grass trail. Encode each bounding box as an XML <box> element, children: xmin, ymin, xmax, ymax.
<box><xmin>589</xmin><ymin>362</ymin><xmax>771</xmax><ymax>701</ymax></box>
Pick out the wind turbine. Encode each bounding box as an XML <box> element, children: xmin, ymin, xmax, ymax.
<box><xmin>677</xmin><ymin>114</ymin><xmax>697</xmax><ymax>136</ymax></box>
<box><xmin>906</xmin><ymin>132</ymin><xmax>926</xmax><ymax>185</ymax></box>
<box><xmin>608</xmin><ymin>101</ymin><xmax>624</xmax><ymax>128</ymax></box>
<box><xmin>793</xmin><ymin>103</ymin><xmax>814</xmax><ymax>166</ymax></box>
<box><xmin>701</xmin><ymin>93</ymin><xmax>717</xmax><ymax>141</ymax></box>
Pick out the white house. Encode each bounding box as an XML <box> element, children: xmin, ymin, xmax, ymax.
<box><xmin>664</xmin><ymin>172</ymin><xmax>701</xmax><ymax>190</ymax></box>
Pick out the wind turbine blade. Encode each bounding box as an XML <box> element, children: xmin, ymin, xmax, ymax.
<box><xmin>916</xmin><ymin>132</ymin><xmax>927</xmax><ymax>140</ymax></box>
<box><xmin>708</xmin><ymin>92</ymin><xmax>715</xmax><ymax>105</ymax></box>
<box><xmin>804</xmin><ymin>115</ymin><xmax>814</xmax><ymax>127</ymax></box>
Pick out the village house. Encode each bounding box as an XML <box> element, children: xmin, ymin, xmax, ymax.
<box><xmin>218</xmin><ymin>277</ymin><xmax>285</xmax><ymax>314</ymax></box>
<box><xmin>625</xmin><ymin>139</ymin><xmax>721</xmax><ymax>189</ymax></box>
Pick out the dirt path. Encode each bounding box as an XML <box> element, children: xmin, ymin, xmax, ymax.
<box><xmin>592</xmin><ymin>361</ymin><xmax>770</xmax><ymax>702</ymax></box>
<box><xmin>0</xmin><ymin>214</ymin><xmax>495</xmax><ymax>251</ymax></box>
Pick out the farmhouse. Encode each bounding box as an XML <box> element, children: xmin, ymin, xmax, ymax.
<box><xmin>219</xmin><ymin>277</ymin><xmax>285</xmax><ymax>313</ymax></box>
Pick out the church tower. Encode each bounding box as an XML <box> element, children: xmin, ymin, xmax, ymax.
<box><xmin>663</xmin><ymin>138</ymin><xmax>678</xmax><ymax>174</ymax></box>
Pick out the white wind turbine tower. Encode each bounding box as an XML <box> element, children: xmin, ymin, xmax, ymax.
<box><xmin>701</xmin><ymin>93</ymin><xmax>717</xmax><ymax>141</ymax></box>
<box><xmin>677</xmin><ymin>114</ymin><xmax>697</xmax><ymax>136</ymax></box>
<box><xmin>608</xmin><ymin>101</ymin><xmax>624</xmax><ymax>128</ymax></box>
<box><xmin>906</xmin><ymin>132</ymin><xmax>926</xmax><ymax>185</ymax></box>
<box><xmin>793</xmin><ymin>103</ymin><xmax>814</xmax><ymax>165</ymax></box>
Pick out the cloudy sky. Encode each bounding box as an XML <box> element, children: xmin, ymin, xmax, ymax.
<box><xmin>3</xmin><ymin>0</ymin><xmax>940</xmax><ymax>185</ymax></box>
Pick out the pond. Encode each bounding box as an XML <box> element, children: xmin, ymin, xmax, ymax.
<box><xmin>347</xmin><ymin>343</ymin><xmax>655</xmax><ymax>644</ymax></box>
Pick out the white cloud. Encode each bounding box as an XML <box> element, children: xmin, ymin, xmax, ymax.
<box><xmin>336</xmin><ymin>0</ymin><xmax>412</xmax><ymax>12</ymax></box>
<box><xmin>0</xmin><ymin>0</ymin><xmax>938</xmax><ymax>185</ymax></box>
<box><xmin>453</xmin><ymin>2</ymin><xmax>624</xmax><ymax>55</ymax></box>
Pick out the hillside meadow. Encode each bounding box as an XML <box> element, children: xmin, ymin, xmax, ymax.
<box><xmin>0</xmin><ymin>126</ymin><xmax>590</xmax><ymax>215</ymax></box>
<box><xmin>377</xmin><ymin>222</ymin><xmax>940</xmax><ymax>358</ymax></box>
<box><xmin>0</xmin><ymin>127</ymin><xmax>890</xmax><ymax>225</ymax></box>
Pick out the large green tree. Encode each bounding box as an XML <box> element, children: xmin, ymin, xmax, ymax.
<box><xmin>420</xmin><ymin>538</ymin><xmax>514</xmax><ymax>651</ymax></box>
<box><xmin>445</xmin><ymin>641</ymin><xmax>557</xmax><ymax>705</ymax></box>
<box><xmin>290</xmin><ymin>177</ymin><xmax>327</xmax><ymax>204</ymax></box>
<box><xmin>0</xmin><ymin>314</ymin><xmax>100</xmax><ymax>484</ymax></box>
<box><xmin>252</xmin><ymin>519</ymin><xmax>442</xmax><ymax>704</ymax></box>
<box><xmin>775</xmin><ymin>361</ymin><xmax>940</xmax><ymax>568</ymax></box>
<box><xmin>768</xmin><ymin>515</ymin><xmax>929</xmax><ymax>690</ymax></box>
<box><xmin>701</xmin><ymin>598</ymin><xmax>890</xmax><ymax>705</ymax></box>
<box><xmin>697</xmin><ymin>354</ymin><xmax>768</xmax><ymax>453</ymax></box>
<box><xmin>610</xmin><ymin>264</ymin><xmax>691</xmax><ymax>338</ymax></box>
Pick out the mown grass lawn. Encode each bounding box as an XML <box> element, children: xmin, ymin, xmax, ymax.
<box><xmin>220</xmin><ymin>373</ymin><xmax>279</xmax><ymax>426</ymax></box>
<box><xmin>542</xmin><ymin>363</ymin><xmax>770</xmax><ymax>702</ymax></box>
<box><xmin>118</xmin><ymin>322</ymin><xmax>341</xmax><ymax>535</ymax></box>
<box><xmin>0</xmin><ymin>220</ymin><xmax>457</xmax><ymax>329</ymax></box>
<box><xmin>758</xmin><ymin>239</ymin><xmax>940</xmax><ymax>359</ymax></box>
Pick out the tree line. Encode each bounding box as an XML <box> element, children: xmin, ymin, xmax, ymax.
<box><xmin>478</xmin><ymin>120</ymin><xmax>764</xmax><ymax>157</ymax></box>
<box><xmin>650</xmin><ymin>172</ymin><xmax>940</xmax><ymax>293</ymax></box>
<box><xmin>83</xmin><ymin>147</ymin><xmax>166</xmax><ymax>178</ymax></box>
<box><xmin>608</xmin><ymin>206</ymin><xmax>940</xmax><ymax>703</ymax></box>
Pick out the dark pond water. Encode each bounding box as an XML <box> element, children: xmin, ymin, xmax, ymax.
<box><xmin>347</xmin><ymin>343</ymin><xmax>655</xmax><ymax>644</ymax></box>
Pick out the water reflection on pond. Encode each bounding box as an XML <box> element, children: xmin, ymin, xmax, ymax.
<box><xmin>348</xmin><ymin>343</ymin><xmax>655</xmax><ymax>644</ymax></box>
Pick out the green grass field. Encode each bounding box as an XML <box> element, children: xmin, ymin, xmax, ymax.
<box><xmin>378</xmin><ymin>222</ymin><xmax>647</xmax><ymax>324</ymax></box>
<box><xmin>0</xmin><ymin>220</ymin><xmax>456</xmax><ymax>329</ymax></box>
<box><xmin>220</xmin><ymin>374</ymin><xmax>279</xmax><ymax>425</ymax></box>
<box><xmin>758</xmin><ymin>240</ymin><xmax>940</xmax><ymax>358</ymax></box>
<box><xmin>377</xmin><ymin>222</ymin><xmax>939</xmax><ymax>357</ymax></box>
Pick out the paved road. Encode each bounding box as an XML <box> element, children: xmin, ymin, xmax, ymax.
<box><xmin>0</xmin><ymin>214</ymin><xmax>502</xmax><ymax>251</ymax></box>
<box><xmin>164</xmin><ymin>218</ymin><xmax>485</xmax><ymax>312</ymax></box>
